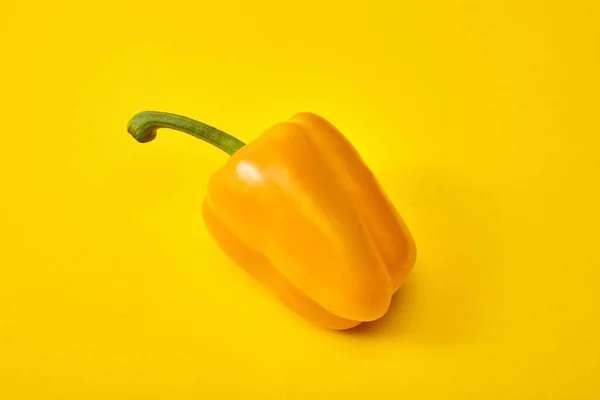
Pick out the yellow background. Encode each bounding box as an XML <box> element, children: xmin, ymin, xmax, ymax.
<box><xmin>1</xmin><ymin>0</ymin><xmax>599</xmax><ymax>398</ymax></box>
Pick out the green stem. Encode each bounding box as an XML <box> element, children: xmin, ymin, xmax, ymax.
<box><xmin>127</xmin><ymin>111</ymin><xmax>246</xmax><ymax>155</ymax></box>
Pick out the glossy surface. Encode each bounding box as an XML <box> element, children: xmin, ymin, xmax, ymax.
<box><xmin>203</xmin><ymin>113</ymin><xmax>416</xmax><ymax>328</ymax></box>
<box><xmin>1</xmin><ymin>1</ymin><xmax>599</xmax><ymax>399</ymax></box>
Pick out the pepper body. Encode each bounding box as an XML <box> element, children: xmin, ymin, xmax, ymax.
<box><xmin>201</xmin><ymin>113</ymin><xmax>416</xmax><ymax>329</ymax></box>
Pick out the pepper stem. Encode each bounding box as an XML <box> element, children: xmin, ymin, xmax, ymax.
<box><xmin>127</xmin><ymin>111</ymin><xmax>245</xmax><ymax>155</ymax></box>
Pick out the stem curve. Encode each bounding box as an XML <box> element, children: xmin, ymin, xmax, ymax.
<box><xmin>127</xmin><ymin>111</ymin><xmax>246</xmax><ymax>155</ymax></box>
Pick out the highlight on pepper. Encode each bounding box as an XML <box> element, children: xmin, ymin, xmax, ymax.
<box><xmin>127</xmin><ymin>111</ymin><xmax>417</xmax><ymax>330</ymax></box>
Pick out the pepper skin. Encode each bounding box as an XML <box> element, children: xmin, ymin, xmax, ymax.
<box><xmin>127</xmin><ymin>111</ymin><xmax>416</xmax><ymax>330</ymax></box>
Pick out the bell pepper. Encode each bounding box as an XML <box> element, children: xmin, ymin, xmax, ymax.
<box><xmin>127</xmin><ymin>111</ymin><xmax>416</xmax><ymax>329</ymax></box>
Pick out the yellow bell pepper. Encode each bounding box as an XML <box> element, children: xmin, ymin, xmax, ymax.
<box><xmin>127</xmin><ymin>111</ymin><xmax>416</xmax><ymax>329</ymax></box>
